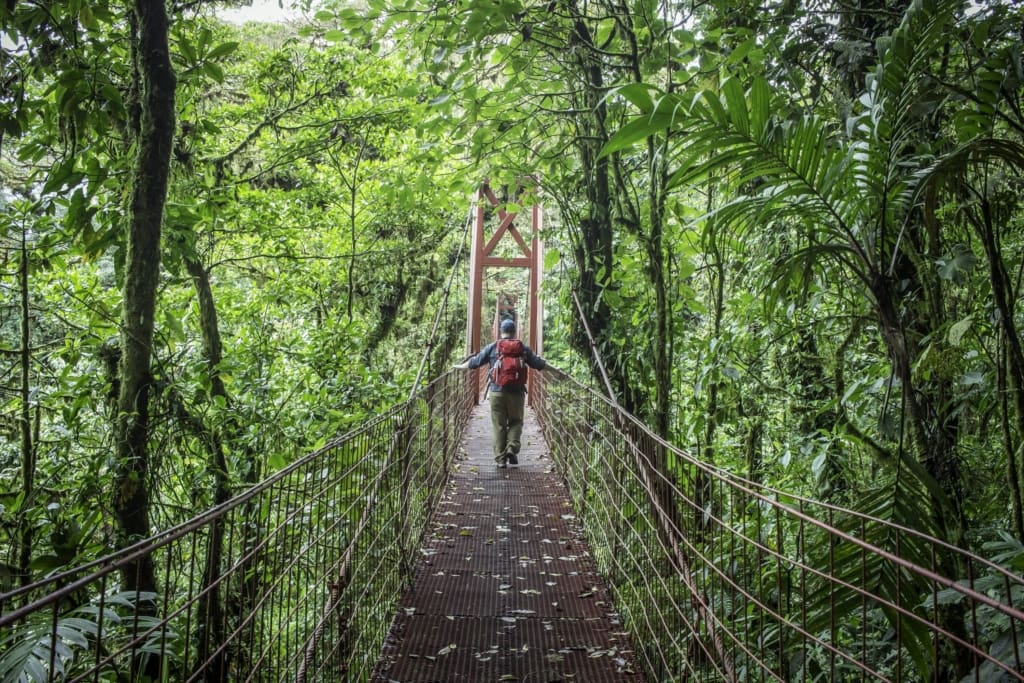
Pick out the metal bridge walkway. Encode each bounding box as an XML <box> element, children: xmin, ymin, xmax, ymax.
<box><xmin>372</xmin><ymin>405</ymin><xmax>642</xmax><ymax>682</ymax></box>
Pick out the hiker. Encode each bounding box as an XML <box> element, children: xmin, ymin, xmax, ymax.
<box><xmin>452</xmin><ymin>318</ymin><xmax>548</xmax><ymax>467</ymax></box>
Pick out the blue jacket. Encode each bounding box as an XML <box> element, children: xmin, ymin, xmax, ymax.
<box><xmin>467</xmin><ymin>337</ymin><xmax>547</xmax><ymax>393</ymax></box>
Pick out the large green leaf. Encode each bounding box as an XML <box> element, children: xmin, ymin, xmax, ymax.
<box><xmin>598</xmin><ymin>111</ymin><xmax>675</xmax><ymax>158</ymax></box>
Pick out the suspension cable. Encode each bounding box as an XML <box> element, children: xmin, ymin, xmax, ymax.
<box><xmin>570</xmin><ymin>287</ymin><xmax>618</xmax><ymax>404</ymax></box>
<box><xmin>407</xmin><ymin>204</ymin><xmax>473</xmax><ymax>401</ymax></box>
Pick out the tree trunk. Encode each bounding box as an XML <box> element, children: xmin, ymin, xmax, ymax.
<box><xmin>563</xmin><ymin>2</ymin><xmax>644</xmax><ymax>417</ymax></box>
<box><xmin>18</xmin><ymin>227</ymin><xmax>34</xmax><ymax>587</ymax></box>
<box><xmin>871</xmin><ymin>276</ymin><xmax>965</xmax><ymax>538</ymax></box>
<box><xmin>871</xmin><ymin>273</ymin><xmax>970</xmax><ymax>679</ymax></box>
<box><xmin>645</xmin><ymin>140</ymin><xmax>670</xmax><ymax>439</ymax></box>
<box><xmin>697</xmin><ymin>215</ymin><xmax>725</xmax><ymax>538</ymax></box>
<box><xmin>184</xmin><ymin>256</ymin><xmax>231</xmax><ymax>680</ymax></box>
<box><xmin>998</xmin><ymin>331</ymin><xmax>1024</xmax><ymax>540</ymax></box>
<box><xmin>972</xmin><ymin>200</ymin><xmax>1024</xmax><ymax>541</ymax></box>
<box><xmin>112</xmin><ymin>1</ymin><xmax>175</xmax><ymax>670</ymax></box>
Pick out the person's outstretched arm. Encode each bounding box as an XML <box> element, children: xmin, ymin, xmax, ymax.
<box><xmin>524</xmin><ymin>346</ymin><xmax>547</xmax><ymax>371</ymax></box>
<box><xmin>452</xmin><ymin>343</ymin><xmax>494</xmax><ymax>370</ymax></box>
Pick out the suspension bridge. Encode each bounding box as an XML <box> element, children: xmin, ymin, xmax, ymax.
<box><xmin>2</xmin><ymin>186</ymin><xmax>1024</xmax><ymax>681</ymax></box>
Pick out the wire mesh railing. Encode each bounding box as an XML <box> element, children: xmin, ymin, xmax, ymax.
<box><xmin>5</xmin><ymin>359</ymin><xmax>1023</xmax><ymax>683</ymax></box>
<box><xmin>532</xmin><ymin>369</ymin><xmax>1024</xmax><ymax>682</ymax></box>
<box><xmin>0</xmin><ymin>372</ymin><xmax>475</xmax><ymax>683</ymax></box>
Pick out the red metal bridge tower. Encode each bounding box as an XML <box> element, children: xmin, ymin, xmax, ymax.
<box><xmin>465</xmin><ymin>180</ymin><xmax>544</xmax><ymax>401</ymax></box>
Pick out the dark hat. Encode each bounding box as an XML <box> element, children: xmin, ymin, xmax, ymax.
<box><xmin>500</xmin><ymin>319</ymin><xmax>515</xmax><ymax>333</ymax></box>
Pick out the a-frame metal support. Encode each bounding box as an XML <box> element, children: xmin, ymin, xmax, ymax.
<box><xmin>466</xmin><ymin>180</ymin><xmax>544</xmax><ymax>403</ymax></box>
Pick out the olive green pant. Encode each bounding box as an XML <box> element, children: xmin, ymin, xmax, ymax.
<box><xmin>488</xmin><ymin>390</ymin><xmax>525</xmax><ymax>462</ymax></box>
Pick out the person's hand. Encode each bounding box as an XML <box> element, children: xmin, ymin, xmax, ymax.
<box><xmin>452</xmin><ymin>361</ymin><xmax>470</xmax><ymax>370</ymax></box>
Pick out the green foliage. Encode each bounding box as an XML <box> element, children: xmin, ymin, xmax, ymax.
<box><xmin>1</xmin><ymin>0</ymin><xmax>469</xmax><ymax>586</ymax></box>
<box><xmin>0</xmin><ymin>592</ymin><xmax>176</xmax><ymax>682</ymax></box>
<box><xmin>3</xmin><ymin>0</ymin><xmax>1024</xmax><ymax>678</ymax></box>
<box><xmin>924</xmin><ymin>533</ymin><xmax>1024</xmax><ymax>681</ymax></box>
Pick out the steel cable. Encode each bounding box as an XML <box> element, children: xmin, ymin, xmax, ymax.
<box><xmin>408</xmin><ymin>205</ymin><xmax>474</xmax><ymax>402</ymax></box>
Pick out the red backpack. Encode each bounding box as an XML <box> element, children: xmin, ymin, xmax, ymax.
<box><xmin>491</xmin><ymin>339</ymin><xmax>527</xmax><ymax>388</ymax></box>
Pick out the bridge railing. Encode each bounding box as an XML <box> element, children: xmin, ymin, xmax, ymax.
<box><xmin>534</xmin><ymin>369</ymin><xmax>1024</xmax><ymax>682</ymax></box>
<box><xmin>0</xmin><ymin>372</ymin><xmax>475</xmax><ymax>682</ymax></box>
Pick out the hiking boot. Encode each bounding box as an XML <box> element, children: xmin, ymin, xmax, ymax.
<box><xmin>496</xmin><ymin>454</ymin><xmax>508</xmax><ymax>468</ymax></box>
<box><xmin>505</xmin><ymin>446</ymin><xmax>518</xmax><ymax>466</ymax></box>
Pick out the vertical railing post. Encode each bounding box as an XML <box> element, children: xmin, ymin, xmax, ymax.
<box><xmin>466</xmin><ymin>188</ymin><xmax>485</xmax><ymax>405</ymax></box>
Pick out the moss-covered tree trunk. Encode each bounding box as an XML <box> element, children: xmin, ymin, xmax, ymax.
<box><xmin>564</xmin><ymin>1</ymin><xmax>642</xmax><ymax>417</ymax></box>
<box><xmin>18</xmin><ymin>228</ymin><xmax>34</xmax><ymax>588</ymax></box>
<box><xmin>183</xmin><ymin>256</ymin><xmax>231</xmax><ymax>680</ymax></box>
<box><xmin>113</xmin><ymin>0</ymin><xmax>175</xmax><ymax>607</ymax></box>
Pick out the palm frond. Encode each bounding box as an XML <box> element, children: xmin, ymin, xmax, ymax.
<box><xmin>0</xmin><ymin>591</ymin><xmax>168</xmax><ymax>683</ymax></box>
<box><xmin>669</xmin><ymin>81</ymin><xmax>857</xmax><ymax>232</ymax></box>
<box><xmin>0</xmin><ymin>612</ymin><xmax>95</xmax><ymax>683</ymax></box>
<box><xmin>801</xmin><ymin>473</ymin><xmax>943</xmax><ymax>679</ymax></box>
<box><xmin>915</xmin><ymin>137</ymin><xmax>1024</xmax><ymax>213</ymax></box>
<box><xmin>855</xmin><ymin>0</ymin><xmax>962</xmax><ymax>224</ymax></box>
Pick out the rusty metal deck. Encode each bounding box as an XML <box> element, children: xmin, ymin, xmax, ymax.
<box><xmin>372</xmin><ymin>404</ymin><xmax>645</xmax><ymax>682</ymax></box>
